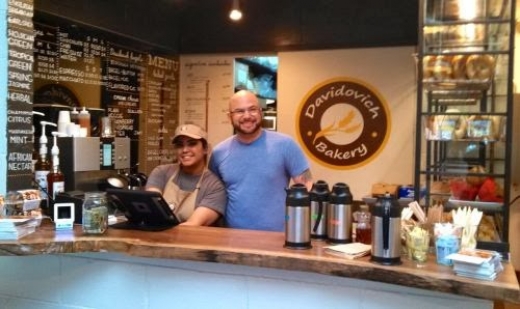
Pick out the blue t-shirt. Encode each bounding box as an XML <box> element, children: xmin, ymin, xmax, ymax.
<box><xmin>209</xmin><ymin>130</ymin><xmax>310</xmax><ymax>232</ymax></box>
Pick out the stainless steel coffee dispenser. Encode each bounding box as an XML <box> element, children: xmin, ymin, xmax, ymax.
<box><xmin>58</xmin><ymin>137</ymin><xmax>131</xmax><ymax>192</ymax></box>
<box><xmin>327</xmin><ymin>182</ymin><xmax>353</xmax><ymax>244</ymax></box>
<box><xmin>284</xmin><ymin>183</ymin><xmax>311</xmax><ymax>249</ymax></box>
<box><xmin>370</xmin><ymin>194</ymin><xmax>402</xmax><ymax>265</ymax></box>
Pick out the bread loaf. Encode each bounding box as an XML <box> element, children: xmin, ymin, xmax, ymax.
<box><xmin>466</xmin><ymin>54</ymin><xmax>495</xmax><ymax>81</ymax></box>
<box><xmin>433</xmin><ymin>55</ymin><xmax>453</xmax><ymax>80</ymax></box>
<box><xmin>423</xmin><ymin>55</ymin><xmax>436</xmax><ymax>79</ymax></box>
<box><xmin>451</xmin><ymin>55</ymin><xmax>469</xmax><ymax>80</ymax></box>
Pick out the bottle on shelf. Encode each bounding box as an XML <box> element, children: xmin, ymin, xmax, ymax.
<box><xmin>70</xmin><ymin>106</ymin><xmax>79</xmax><ymax>124</ymax></box>
<box><xmin>34</xmin><ymin>121</ymin><xmax>57</xmax><ymax>203</ymax></box>
<box><xmin>47</xmin><ymin>132</ymin><xmax>65</xmax><ymax>209</ymax></box>
<box><xmin>78</xmin><ymin>107</ymin><xmax>91</xmax><ymax>137</ymax></box>
<box><xmin>353</xmin><ymin>204</ymin><xmax>371</xmax><ymax>245</ymax></box>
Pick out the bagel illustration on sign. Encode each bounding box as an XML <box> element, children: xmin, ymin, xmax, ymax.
<box><xmin>312</xmin><ymin>110</ymin><xmax>362</xmax><ymax>144</ymax></box>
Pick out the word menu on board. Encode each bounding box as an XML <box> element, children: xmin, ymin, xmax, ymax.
<box><xmin>30</xmin><ymin>12</ymin><xmax>179</xmax><ymax>178</ymax></box>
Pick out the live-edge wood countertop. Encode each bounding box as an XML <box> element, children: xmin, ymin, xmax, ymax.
<box><xmin>0</xmin><ymin>223</ymin><xmax>518</xmax><ymax>304</ymax></box>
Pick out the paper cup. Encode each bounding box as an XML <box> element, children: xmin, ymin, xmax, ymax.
<box><xmin>434</xmin><ymin>223</ymin><xmax>463</xmax><ymax>266</ymax></box>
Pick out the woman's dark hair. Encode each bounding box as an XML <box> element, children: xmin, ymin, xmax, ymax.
<box><xmin>201</xmin><ymin>139</ymin><xmax>208</xmax><ymax>150</ymax></box>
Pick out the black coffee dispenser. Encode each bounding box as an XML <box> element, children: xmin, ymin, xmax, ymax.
<box><xmin>309</xmin><ymin>180</ymin><xmax>329</xmax><ymax>239</ymax></box>
<box><xmin>370</xmin><ymin>193</ymin><xmax>402</xmax><ymax>265</ymax></box>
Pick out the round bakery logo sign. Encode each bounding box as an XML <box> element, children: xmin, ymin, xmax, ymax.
<box><xmin>297</xmin><ymin>77</ymin><xmax>391</xmax><ymax>169</ymax></box>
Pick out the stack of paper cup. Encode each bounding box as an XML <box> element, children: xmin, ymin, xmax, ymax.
<box><xmin>57</xmin><ymin>110</ymin><xmax>71</xmax><ymax>135</ymax></box>
<box><xmin>66</xmin><ymin>123</ymin><xmax>80</xmax><ymax>137</ymax></box>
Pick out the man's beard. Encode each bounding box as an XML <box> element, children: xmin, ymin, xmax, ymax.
<box><xmin>233</xmin><ymin>120</ymin><xmax>262</xmax><ymax>135</ymax></box>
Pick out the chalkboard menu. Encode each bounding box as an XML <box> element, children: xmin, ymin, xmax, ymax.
<box><xmin>7</xmin><ymin>0</ymin><xmax>35</xmax><ymax>190</ymax></box>
<box><xmin>30</xmin><ymin>12</ymin><xmax>179</xmax><ymax>177</ymax></box>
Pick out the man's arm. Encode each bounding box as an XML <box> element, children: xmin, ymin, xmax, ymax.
<box><xmin>291</xmin><ymin>168</ymin><xmax>313</xmax><ymax>191</ymax></box>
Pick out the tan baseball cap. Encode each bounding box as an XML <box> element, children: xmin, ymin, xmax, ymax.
<box><xmin>173</xmin><ymin>124</ymin><xmax>207</xmax><ymax>142</ymax></box>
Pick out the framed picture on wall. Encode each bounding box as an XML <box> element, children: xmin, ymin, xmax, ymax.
<box><xmin>262</xmin><ymin>116</ymin><xmax>276</xmax><ymax>131</ymax></box>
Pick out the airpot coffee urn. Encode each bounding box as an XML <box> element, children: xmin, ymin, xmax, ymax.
<box><xmin>370</xmin><ymin>193</ymin><xmax>402</xmax><ymax>265</ymax></box>
<box><xmin>327</xmin><ymin>182</ymin><xmax>353</xmax><ymax>244</ymax></box>
<box><xmin>309</xmin><ymin>180</ymin><xmax>329</xmax><ymax>239</ymax></box>
<box><xmin>284</xmin><ymin>183</ymin><xmax>311</xmax><ymax>250</ymax></box>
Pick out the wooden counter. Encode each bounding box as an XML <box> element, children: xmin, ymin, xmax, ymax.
<box><xmin>0</xmin><ymin>223</ymin><xmax>518</xmax><ymax>304</ymax></box>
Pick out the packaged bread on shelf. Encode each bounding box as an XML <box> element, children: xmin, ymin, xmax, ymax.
<box><xmin>477</xmin><ymin>215</ymin><xmax>500</xmax><ymax>242</ymax></box>
<box><xmin>17</xmin><ymin>189</ymin><xmax>42</xmax><ymax>212</ymax></box>
<box><xmin>467</xmin><ymin>115</ymin><xmax>501</xmax><ymax>140</ymax></box>
<box><xmin>371</xmin><ymin>183</ymin><xmax>399</xmax><ymax>197</ymax></box>
<box><xmin>433</xmin><ymin>109</ymin><xmax>467</xmax><ymax>140</ymax></box>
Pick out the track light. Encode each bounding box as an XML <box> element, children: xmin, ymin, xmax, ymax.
<box><xmin>229</xmin><ymin>0</ymin><xmax>242</xmax><ymax>21</ymax></box>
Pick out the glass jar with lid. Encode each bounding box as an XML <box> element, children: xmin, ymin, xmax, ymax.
<box><xmin>82</xmin><ymin>192</ymin><xmax>108</xmax><ymax>234</ymax></box>
<box><xmin>353</xmin><ymin>204</ymin><xmax>371</xmax><ymax>244</ymax></box>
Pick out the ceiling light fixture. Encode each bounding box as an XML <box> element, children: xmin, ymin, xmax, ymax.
<box><xmin>229</xmin><ymin>0</ymin><xmax>242</xmax><ymax>21</ymax></box>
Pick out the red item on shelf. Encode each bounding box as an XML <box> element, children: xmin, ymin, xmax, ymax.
<box><xmin>477</xmin><ymin>177</ymin><xmax>504</xmax><ymax>203</ymax></box>
<box><xmin>450</xmin><ymin>178</ymin><xmax>479</xmax><ymax>201</ymax></box>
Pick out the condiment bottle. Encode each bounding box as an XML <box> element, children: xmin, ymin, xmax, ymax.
<box><xmin>35</xmin><ymin>121</ymin><xmax>56</xmax><ymax>204</ymax></box>
<box><xmin>82</xmin><ymin>192</ymin><xmax>108</xmax><ymax>234</ymax></box>
<box><xmin>78</xmin><ymin>107</ymin><xmax>91</xmax><ymax>137</ymax></box>
<box><xmin>353</xmin><ymin>204</ymin><xmax>371</xmax><ymax>244</ymax></box>
<box><xmin>47</xmin><ymin>132</ymin><xmax>65</xmax><ymax>212</ymax></box>
<box><xmin>34</xmin><ymin>153</ymin><xmax>50</xmax><ymax>202</ymax></box>
<box><xmin>70</xmin><ymin>106</ymin><xmax>79</xmax><ymax>124</ymax></box>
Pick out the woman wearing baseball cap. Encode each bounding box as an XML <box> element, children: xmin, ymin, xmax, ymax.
<box><xmin>146</xmin><ymin>124</ymin><xmax>227</xmax><ymax>226</ymax></box>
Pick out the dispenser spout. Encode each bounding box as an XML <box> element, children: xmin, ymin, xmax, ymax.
<box><xmin>50</xmin><ymin>131</ymin><xmax>67</xmax><ymax>167</ymax></box>
<box><xmin>39</xmin><ymin>121</ymin><xmax>57</xmax><ymax>156</ymax></box>
<box><xmin>31</xmin><ymin>111</ymin><xmax>45</xmax><ymax>143</ymax></box>
<box><xmin>50</xmin><ymin>131</ymin><xmax>67</xmax><ymax>156</ymax></box>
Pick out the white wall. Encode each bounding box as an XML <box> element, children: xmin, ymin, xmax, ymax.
<box><xmin>0</xmin><ymin>253</ymin><xmax>492</xmax><ymax>309</ymax></box>
<box><xmin>277</xmin><ymin>47</ymin><xmax>417</xmax><ymax>198</ymax></box>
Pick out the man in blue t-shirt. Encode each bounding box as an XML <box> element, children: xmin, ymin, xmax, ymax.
<box><xmin>209</xmin><ymin>90</ymin><xmax>313</xmax><ymax>232</ymax></box>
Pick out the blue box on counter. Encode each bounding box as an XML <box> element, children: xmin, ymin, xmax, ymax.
<box><xmin>398</xmin><ymin>185</ymin><xmax>426</xmax><ymax>199</ymax></box>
